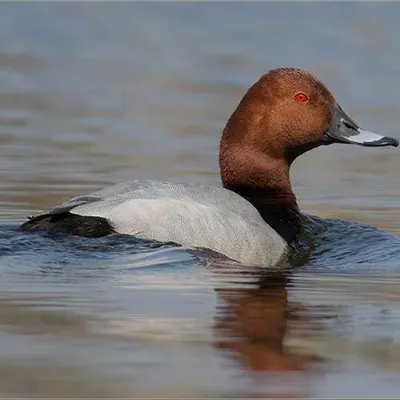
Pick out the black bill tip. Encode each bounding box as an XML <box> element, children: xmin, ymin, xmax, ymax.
<box><xmin>369</xmin><ymin>136</ymin><xmax>399</xmax><ymax>147</ymax></box>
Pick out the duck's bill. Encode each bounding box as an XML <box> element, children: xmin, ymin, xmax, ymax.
<box><xmin>324</xmin><ymin>104</ymin><xmax>399</xmax><ymax>148</ymax></box>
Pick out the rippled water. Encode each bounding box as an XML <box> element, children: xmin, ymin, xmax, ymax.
<box><xmin>1</xmin><ymin>3</ymin><xmax>400</xmax><ymax>397</ymax></box>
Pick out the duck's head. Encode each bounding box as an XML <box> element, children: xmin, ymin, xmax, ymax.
<box><xmin>221</xmin><ymin>68</ymin><xmax>398</xmax><ymax>167</ymax></box>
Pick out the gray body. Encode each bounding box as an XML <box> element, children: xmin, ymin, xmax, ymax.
<box><xmin>49</xmin><ymin>180</ymin><xmax>287</xmax><ymax>266</ymax></box>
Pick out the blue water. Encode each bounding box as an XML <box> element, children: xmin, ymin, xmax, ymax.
<box><xmin>1</xmin><ymin>215</ymin><xmax>400</xmax><ymax>397</ymax></box>
<box><xmin>1</xmin><ymin>3</ymin><xmax>400</xmax><ymax>397</ymax></box>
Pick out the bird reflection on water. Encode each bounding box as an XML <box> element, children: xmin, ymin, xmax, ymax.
<box><xmin>199</xmin><ymin>259</ymin><xmax>321</xmax><ymax>397</ymax></box>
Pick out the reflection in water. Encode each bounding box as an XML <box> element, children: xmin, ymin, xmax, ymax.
<box><xmin>212</xmin><ymin>268</ymin><xmax>318</xmax><ymax>397</ymax></box>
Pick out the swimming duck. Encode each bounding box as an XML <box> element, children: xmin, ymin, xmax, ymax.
<box><xmin>21</xmin><ymin>68</ymin><xmax>398</xmax><ymax>266</ymax></box>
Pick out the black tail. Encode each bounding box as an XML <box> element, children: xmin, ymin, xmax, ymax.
<box><xmin>21</xmin><ymin>212</ymin><xmax>115</xmax><ymax>238</ymax></box>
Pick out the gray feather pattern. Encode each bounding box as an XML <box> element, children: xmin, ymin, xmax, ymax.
<box><xmin>51</xmin><ymin>180</ymin><xmax>287</xmax><ymax>266</ymax></box>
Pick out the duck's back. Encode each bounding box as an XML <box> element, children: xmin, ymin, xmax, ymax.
<box><xmin>23</xmin><ymin>181</ymin><xmax>287</xmax><ymax>266</ymax></box>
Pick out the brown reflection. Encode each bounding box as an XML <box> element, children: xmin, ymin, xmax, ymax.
<box><xmin>212</xmin><ymin>268</ymin><xmax>319</xmax><ymax>396</ymax></box>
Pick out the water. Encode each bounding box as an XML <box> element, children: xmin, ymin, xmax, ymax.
<box><xmin>1</xmin><ymin>3</ymin><xmax>400</xmax><ymax>397</ymax></box>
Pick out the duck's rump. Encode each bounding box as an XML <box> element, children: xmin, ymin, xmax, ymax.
<box><xmin>21</xmin><ymin>212</ymin><xmax>115</xmax><ymax>237</ymax></box>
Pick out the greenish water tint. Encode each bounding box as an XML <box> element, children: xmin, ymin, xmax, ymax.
<box><xmin>1</xmin><ymin>3</ymin><xmax>400</xmax><ymax>398</ymax></box>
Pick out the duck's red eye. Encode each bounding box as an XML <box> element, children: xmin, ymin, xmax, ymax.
<box><xmin>295</xmin><ymin>93</ymin><xmax>308</xmax><ymax>102</ymax></box>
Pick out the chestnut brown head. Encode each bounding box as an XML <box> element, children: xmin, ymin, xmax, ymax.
<box><xmin>221</xmin><ymin>68</ymin><xmax>398</xmax><ymax>165</ymax></box>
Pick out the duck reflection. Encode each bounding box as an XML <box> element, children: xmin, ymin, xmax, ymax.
<box><xmin>210</xmin><ymin>265</ymin><xmax>320</xmax><ymax>396</ymax></box>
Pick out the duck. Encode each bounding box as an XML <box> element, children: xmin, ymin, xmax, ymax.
<box><xmin>21</xmin><ymin>68</ymin><xmax>398</xmax><ymax>267</ymax></box>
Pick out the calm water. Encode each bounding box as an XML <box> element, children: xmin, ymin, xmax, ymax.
<box><xmin>1</xmin><ymin>3</ymin><xmax>400</xmax><ymax>398</ymax></box>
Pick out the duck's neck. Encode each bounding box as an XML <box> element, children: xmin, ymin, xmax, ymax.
<box><xmin>220</xmin><ymin>144</ymin><xmax>302</xmax><ymax>246</ymax></box>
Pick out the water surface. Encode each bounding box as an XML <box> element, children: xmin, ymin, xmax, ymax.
<box><xmin>1</xmin><ymin>3</ymin><xmax>400</xmax><ymax>397</ymax></box>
